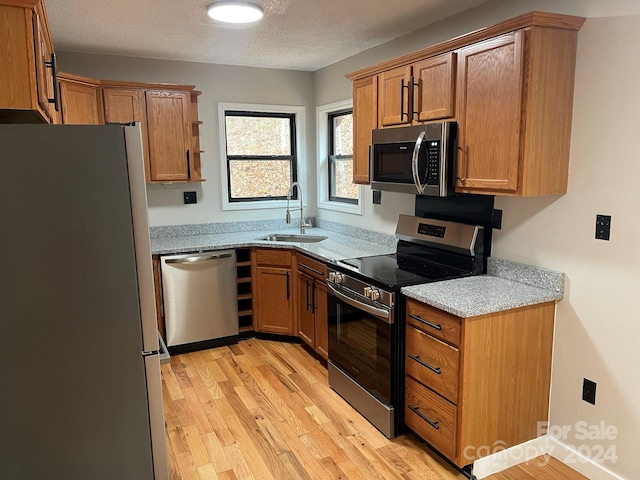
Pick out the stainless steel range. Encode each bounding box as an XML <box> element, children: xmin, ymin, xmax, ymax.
<box><xmin>326</xmin><ymin>214</ymin><xmax>485</xmax><ymax>438</ymax></box>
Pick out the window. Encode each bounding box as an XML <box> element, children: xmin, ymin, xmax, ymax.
<box><xmin>218</xmin><ymin>103</ymin><xmax>305</xmax><ymax>211</ymax></box>
<box><xmin>316</xmin><ymin>100</ymin><xmax>361</xmax><ymax>215</ymax></box>
<box><xmin>224</xmin><ymin>111</ymin><xmax>297</xmax><ymax>202</ymax></box>
<box><xmin>328</xmin><ymin>110</ymin><xmax>357</xmax><ymax>204</ymax></box>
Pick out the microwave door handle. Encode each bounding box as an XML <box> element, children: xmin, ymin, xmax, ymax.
<box><xmin>411</xmin><ymin>130</ymin><xmax>426</xmax><ymax>194</ymax></box>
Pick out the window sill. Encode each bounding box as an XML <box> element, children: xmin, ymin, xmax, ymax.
<box><xmin>318</xmin><ymin>199</ymin><xmax>362</xmax><ymax>215</ymax></box>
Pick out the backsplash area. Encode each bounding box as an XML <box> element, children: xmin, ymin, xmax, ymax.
<box><xmin>150</xmin><ymin>218</ymin><xmax>398</xmax><ymax>248</ymax></box>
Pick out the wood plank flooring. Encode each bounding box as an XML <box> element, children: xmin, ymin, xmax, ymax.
<box><xmin>161</xmin><ymin>338</ymin><xmax>587</xmax><ymax>480</ymax></box>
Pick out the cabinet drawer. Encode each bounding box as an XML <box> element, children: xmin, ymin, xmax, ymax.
<box><xmin>297</xmin><ymin>254</ymin><xmax>326</xmax><ymax>281</ymax></box>
<box><xmin>405</xmin><ymin>376</ymin><xmax>457</xmax><ymax>461</ymax></box>
<box><xmin>406</xmin><ymin>299</ymin><xmax>461</xmax><ymax>346</ymax></box>
<box><xmin>406</xmin><ymin>325</ymin><xmax>459</xmax><ymax>402</ymax></box>
<box><xmin>255</xmin><ymin>248</ymin><xmax>292</xmax><ymax>267</ymax></box>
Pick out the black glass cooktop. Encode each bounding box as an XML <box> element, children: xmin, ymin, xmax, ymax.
<box><xmin>336</xmin><ymin>252</ymin><xmax>471</xmax><ymax>290</ymax></box>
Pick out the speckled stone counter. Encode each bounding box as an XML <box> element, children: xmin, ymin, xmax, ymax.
<box><xmin>150</xmin><ymin>226</ymin><xmax>396</xmax><ymax>262</ymax></box>
<box><xmin>401</xmin><ymin>258</ymin><xmax>564</xmax><ymax>317</ymax></box>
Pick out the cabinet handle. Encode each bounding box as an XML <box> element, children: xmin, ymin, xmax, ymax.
<box><xmin>44</xmin><ymin>53</ymin><xmax>60</xmax><ymax>112</ymax></box>
<box><xmin>408</xmin><ymin>405</ymin><xmax>440</xmax><ymax>430</ymax></box>
<box><xmin>305</xmin><ymin>280</ymin><xmax>311</xmax><ymax>310</ymax></box>
<box><xmin>408</xmin><ymin>313</ymin><xmax>442</xmax><ymax>331</ymax></box>
<box><xmin>408</xmin><ymin>354</ymin><xmax>441</xmax><ymax>375</ymax></box>
<box><xmin>286</xmin><ymin>271</ymin><xmax>290</xmax><ymax>299</ymax></box>
<box><xmin>456</xmin><ymin>146</ymin><xmax>468</xmax><ymax>183</ymax></box>
<box><xmin>400</xmin><ymin>78</ymin><xmax>409</xmax><ymax>120</ymax></box>
<box><xmin>312</xmin><ymin>283</ymin><xmax>317</xmax><ymax>312</ymax></box>
<box><xmin>410</xmin><ymin>75</ymin><xmax>419</xmax><ymax>120</ymax></box>
<box><xmin>186</xmin><ymin>150</ymin><xmax>191</xmax><ymax>178</ymax></box>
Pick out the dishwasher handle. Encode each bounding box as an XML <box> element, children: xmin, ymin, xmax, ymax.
<box><xmin>164</xmin><ymin>253</ymin><xmax>232</xmax><ymax>264</ymax></box>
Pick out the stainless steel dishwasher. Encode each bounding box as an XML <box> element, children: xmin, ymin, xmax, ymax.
<box><xmin>160</xmin><ymin>250</ymin><xmax>238</xmax><ymax>347</ymax></box>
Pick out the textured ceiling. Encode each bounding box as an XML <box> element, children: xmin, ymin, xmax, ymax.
<box><xmin>45</xmin><ymin>0</ymin><xmax>493</xmax><ymax>71</ymax></box>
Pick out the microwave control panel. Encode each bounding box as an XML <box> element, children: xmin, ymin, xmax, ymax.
<box><xmin>425</xmin><ymin>140</ymin><xmax>441</xmax><ymax>185</ymax></box>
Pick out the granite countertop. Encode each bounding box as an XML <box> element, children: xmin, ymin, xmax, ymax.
<box><xmin>150</xmin><ymin>226</ymin><xmax>395</xmax><ymax>262</ymax></box>
<box><xmin>151</xmin><ymin>221</ymin><xmax>565</xmax><ymax>318</ymax></box>
<box><xmin>401</xmin><ymin>258</ymin><xmax>565</xmax><ymax>317</ymax></box>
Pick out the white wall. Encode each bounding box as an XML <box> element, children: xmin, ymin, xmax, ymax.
<box><xmin>57</xmin><ymin>54</ymin><xmax>315</xmax><ymax>227</ymax></box>
<box><xmin>315</xmin><ymin>2</ymin><xmax>640</xmax><ymax>478</ymax></box>
<box><xmin>493</xmin><ymin>15</ymin><xmax>640</xmax><ymax>479</ymax></box>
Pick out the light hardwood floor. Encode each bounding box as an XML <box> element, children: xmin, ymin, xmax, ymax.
<box><xmin>161</xmin><ymin>338</ymin><xmax>588</xmax><ymax>480</ymax></box>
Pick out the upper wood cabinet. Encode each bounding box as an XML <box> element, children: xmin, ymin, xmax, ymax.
<box><xmin>456</xmin><ymin>27</ymin><xmax>580</xmax><ymax>196</ymax></box>
<box><xmin>412</xmin><ymin>53</ymin><xmax>456</xmax><ymax>123</ymax></box>
<box><xmin>347</xmin><ymin>12</ymin><xmax>585</xmax><ymax>195</ymax></box>
<box><xmin>145</xmin><ymin>90</ymin><xmax>192</xmax><ymax>182</ymax></box>
<box><xmin>58</xmin><ymin>73</ymin><xmax>103</xmax><ymax>125</ymax></box>
<box><xmin>0</xmin><ymin>0</ymin><xmax>59</xmax><ymax>123</ymax></box>
<box><xmin>101</xmin><ymin>84</ymin><xmax>203</xmax><ymax>183</ymax></box>
<box><xmin>378</xmin><ymin>52</ymin><xmax>455</xmax><ymax>128</ymax></box>
<box><xmin>378</xmin><ymin>65</ymin><xmax>411</xmax><ymax>127</ymax></box>
<box><xmin>352</xmin><ymin>76</ymin><xmax>377</xmax><ymax>184</ymax></box>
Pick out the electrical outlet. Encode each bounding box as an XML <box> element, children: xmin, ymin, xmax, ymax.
<box><xmin>183</xmin><ymin>191</ymin><xmax>197</xmax><ymax>204</ymax></box>
<box><xmin>595</xmin><ymin>214</ymin><xmax>611</xmax><ymax>240</ymax></box>
<box><xmin>372</xmin><ymin>190</ymin><xmax>382</xmax><ymax>205</ymax></box>
<box><xmin>582</xmin><ymin>378</ymin><xmax>596</xmax><ymax>405</ymax></box>
<box><xmin>492</xmin><ymin>209</ymin><xmax>503</xmax><ymax>230</ymax></box>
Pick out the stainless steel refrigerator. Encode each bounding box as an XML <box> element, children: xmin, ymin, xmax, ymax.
<box><xmin>0</xmin><ymin>124</ymin><xmax>168</xmax><ymax>480</ymax></box>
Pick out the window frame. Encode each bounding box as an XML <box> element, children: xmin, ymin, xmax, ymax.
<box><xmin>328</xmin><ymin>109</ymin><xmax>357</xmax><ymax>205</ymax></box>
<box><xmin>316</xmin><ymin>100</ymin><xmax>362</xmax><ymax>215</ymax></box>
<box><xmin>218</xmin><ymin>103</ymin><xmax>306</xmax><ymax>211</ymax></box>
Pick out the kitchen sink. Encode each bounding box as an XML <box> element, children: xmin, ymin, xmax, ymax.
<box><xmin>262</xmin><ymin>234</ymin><xmax>327</xmax><ymax>243</ymax></box>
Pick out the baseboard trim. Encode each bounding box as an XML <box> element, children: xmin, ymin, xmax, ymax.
<box><xmin>472</xmin><ymin>436</ymin><xmax>550</xmax><ymax>479</ymax></box>
<box><xmin>472</xmin><ymin>435</ymin><xmax>626</xmax><ymax>480</ymax></box>
<box><xmin>547</xmin><ymin>436</ymin><xmax>626</xmax><ymax>480</ymax></box>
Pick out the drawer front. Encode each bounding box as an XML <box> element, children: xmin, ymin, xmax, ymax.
<box><xmin>255</xmin><ymin>248</ymin><xmax>292</xmax><ymax>267</ymax></box>
<box><xmin>406</xmin><ymin>299</ymin><xmax>461</xmax><ymax>346</ymax></box>
<box><xmin>406</xmin><ymin>325</ymin><xmax>459</xmax><ymax>402</ymax></box>
<box><xmin>405</xmin><ymin>376</ymin><xmax>457</xmax><ymax>461</ymax></box>
<box><xmin>297</xmin><ymin>254</ymin><xmax>326</xmax><ymax>281</ymax></box>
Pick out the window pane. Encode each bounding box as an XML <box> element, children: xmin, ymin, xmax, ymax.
<box><xmin>331</xmin><ymin>157</ymin><xmax>358</xmax><ymax>199</ymax></box>
<box><xmin>229</xmin><ymin>159</ymin><xmax>291</xmax><ymax>199</ymax></box>
<box><xmin>226</xmin><ymin>116</ymin><xmax>291</xmax><ymax>156</ymax></box>
<box><xmin>333</xmin><ymin>113</ymin><xmax>353</xmax><ymax>156</ymax></box>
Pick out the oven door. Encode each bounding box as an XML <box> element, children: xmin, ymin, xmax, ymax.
<box><xmin>327</xmin><ymin>282</ymin><xmax>393</xmax><ymax>406</ymax></box>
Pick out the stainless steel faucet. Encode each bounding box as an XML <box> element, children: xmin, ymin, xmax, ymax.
<box><xmin>286</xmin><ymin>182</ymin><xmax>312</xmax><ymax>234</ymax></box>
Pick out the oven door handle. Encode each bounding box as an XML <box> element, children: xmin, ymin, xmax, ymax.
<box><xmin>327</xmin><ymin>283</ymin><xmax>393</xmax><ymax>324</ymax></box>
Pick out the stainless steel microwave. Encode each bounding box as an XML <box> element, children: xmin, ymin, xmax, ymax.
<box><xmin>370</xmin><ymin>121</ymin><xmax>456</xmax><ymax>196</ymax></box>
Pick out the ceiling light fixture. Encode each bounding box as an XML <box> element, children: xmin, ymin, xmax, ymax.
<box><xmin>206</xmin><ymin>1</ymin><xmax>264</xmax><ymax>24</ymax></box>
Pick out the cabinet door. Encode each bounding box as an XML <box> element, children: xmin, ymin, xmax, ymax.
<box><xmin>456</xmin><ymin>32</ymin><xmax>523</xmax><ymax>193</ymax></box>
<box><xmin>378</xmin><ymin>65</ymin><xmax>411</xmax><ymax>127</ymax></box>
<box><xmin>412</xmin><ymin>52</ymin><xmax>456</xmax><ymax>122</ymax></box>
<box><xmin>59</xmin><ymin>78</ymin><xmax>102</xmax><ymax>125</ymax></box>
<box><xmin>145</xmin><ymin>90</ymin><xmax>191</xmax><ymax>182</ymax></box>
<box><xmin>255</xmin><ymin>267</ymin><xmax>293</xmax><ymax>334</ymax></box>
<box><xmin>352</xmin><ymin>76</ymin><xmax>377</xmax><ymax>184</ymax></box>
<box><xmin>32</xmin><ymin>6</ymin><xmax>57</xmax><ymax>123</ymax></box>
<box><xmin>297</xmin><ymin>271</ymin><xmax>315</xmax><ymax>347</ymax></box>
<box><xmin>102</xmin><ymin>88</ymin><xmax>145</xmax><ymax>124</ymax></box>
<box><xmin>314</xmin><ymin>281</ymin><xmax>328</xmax><ymax>360</ymax></box>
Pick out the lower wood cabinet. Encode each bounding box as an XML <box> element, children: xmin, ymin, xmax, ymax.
<box><xmin>404</xmin><ymin>298</ymin><xmax>555</xmax><ymax>467</ymax></box>
<box><xmin>254</xmin><ymin>248</ymin><xmax>294</xmax><ymax>335</ymax></box>
<box><xmin>295</xmin><ymin>253</ymin><xmax>328</xmax><ymax>360</ymax></box>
